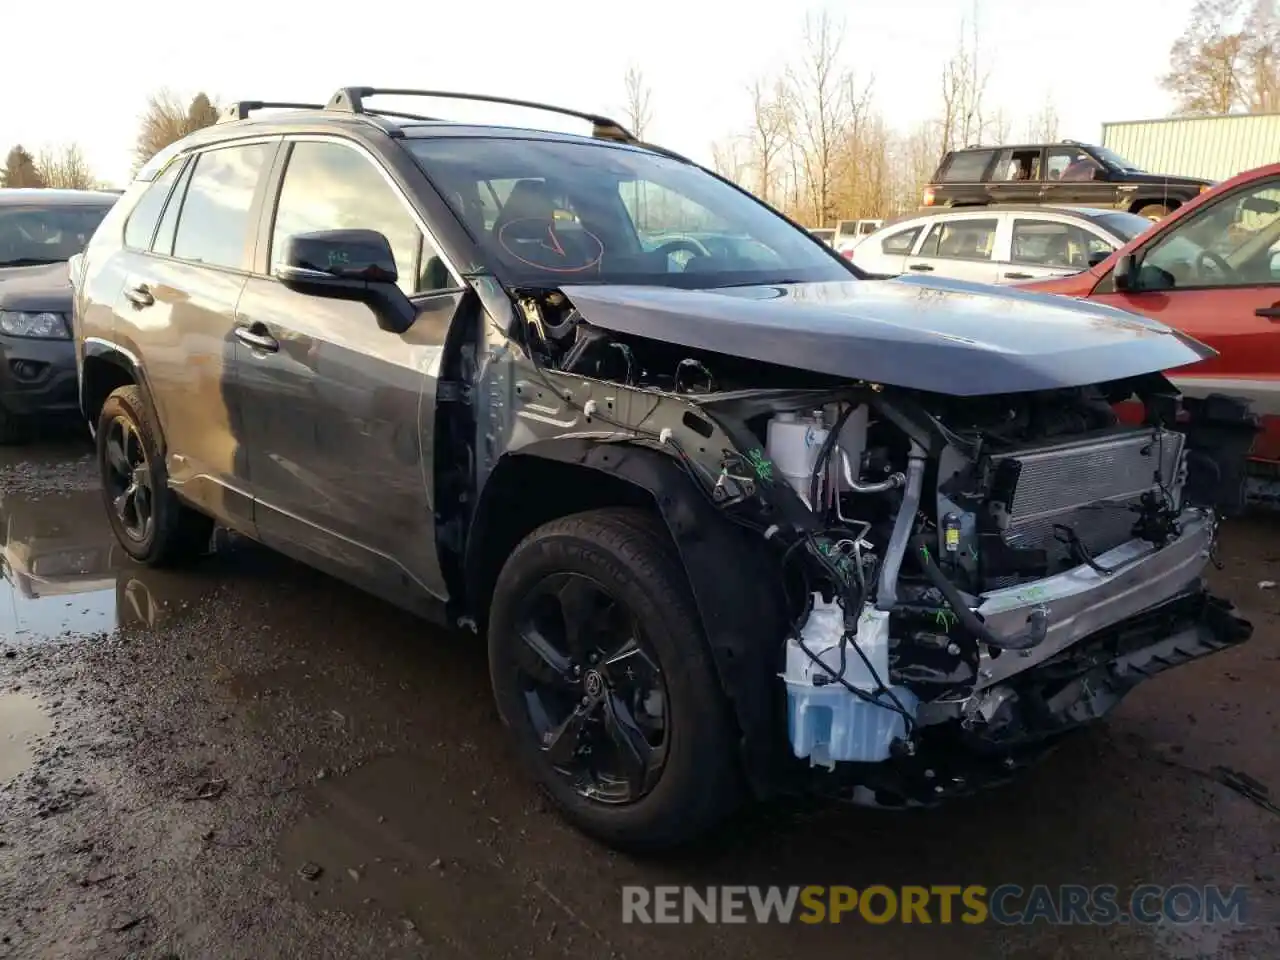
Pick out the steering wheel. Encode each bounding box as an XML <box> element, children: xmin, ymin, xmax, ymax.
<box><xmin>651</xmin><ymin>238</ymin><xmax>707</xmax><ymax>268</ymax></box>
<box><xmin>1195</xmin><ymin>248</ymin><xmax>1235</xmax><ymax>280</ymax></box>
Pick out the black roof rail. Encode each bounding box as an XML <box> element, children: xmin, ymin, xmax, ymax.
<box><xmin>326</xmin><ymin>87</ymin><xmax>638</xmax><ymax>144</ymax></box>
<box><xmin>218</xmin><ymin>101</ymin><xmax>327</xmax><ymax>124</ymax></box>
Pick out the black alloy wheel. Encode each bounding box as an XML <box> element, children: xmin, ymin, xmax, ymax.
<box><xmin>102</xmin><ymin>415</ymin><xmax>154</xmax><ymax>543</ymax></box>
<box><xmin>514</xmin><ymin>571</ymin><xmax>669</xmax><ymax>804</ymax></box>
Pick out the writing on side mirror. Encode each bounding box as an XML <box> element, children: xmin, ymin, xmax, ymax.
<box><xmin>275</xmin><ymin>229</ymin><xmax>417</xmax><ymax>335</ymax></box>
<box><xmin>281</xmin><ymin>228</ymin><xmax>399</xmax><ymax>284</ymax></box>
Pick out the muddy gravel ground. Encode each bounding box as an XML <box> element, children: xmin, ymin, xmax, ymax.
<box><xmin>0</xmin><ymin>439</ymin><xmax>1277</xmax><ymax>960</ymax></box>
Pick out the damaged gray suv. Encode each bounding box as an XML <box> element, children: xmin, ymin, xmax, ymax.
<box><xmin>71</xmin><ymin>88</ymin><xmax>1255</xmax><ymax>849</ymax></box>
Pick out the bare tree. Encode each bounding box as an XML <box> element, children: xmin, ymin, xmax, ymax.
<box><xmin>938</xmin><ymin>12</ymin><xmax>991</xmax><ymax>151</ymax></box>
<box><xmin>788</xmin><ymin>10</ymin><xmax>852</xmax><ymax>225</ymax></box>
<box><xmin>709</xmin><ymin>137</ymin><xmax>749</xmax><ymax>184</ymax></box>
<box><xmin>1162</xmin><ymin>0</ymin><xmax>1248</xmax><ymax>114</ymax></box>
<box><xmin>746</xmin><ymin>78</ymin><xmax>789</xmax><ymax>203</ymax></box>
<box><xmin>1242</xmin><ymin>0</ymin><xmax>1280</xmax><ymax>110</ymax></box>
<box><xmin>36</xmin><ymin>144</ymin><xmax>95</xmax><ymax>190</ymax></box>
<box><xmin>134</xmin><ymin>90</ymin><xmax>221</xmax><ymax>170</ymax></box>
<box><xmin>622</xmin><ymin>66</ymin><xmax>654</xmax><ymax>140</ymax></box>
<box><xmin>1025</xmin><ymin>95</ymin><xmax>1060</xmax><ymax>141</ymax></box>
<box><xmin>1</xmin><ymin>146</ymin><xmax>45</xmax><ymax>188</ymax></box>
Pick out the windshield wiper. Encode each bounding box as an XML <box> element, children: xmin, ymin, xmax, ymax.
<box><xmin>0</xmin><ymin>257</ymin><xmax>64</xmax><ymax>268</ymax></box>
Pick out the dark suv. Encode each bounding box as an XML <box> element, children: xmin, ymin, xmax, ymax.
<box><xmin>0</xmin><ymin>189</ymin><xmax>117</xmax><ymax>441</ymax></box>
<box><xmin>923</xmin><ymin>140</ymin><xmax>1212</xmax><ymax>221</ymax></box>
<box><xmin>71</xmin><ymin>88</ymin><xmax>1251</xmax><ymax>849</ymax></box>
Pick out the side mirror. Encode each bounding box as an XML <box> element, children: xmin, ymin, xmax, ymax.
<box><xmin>275</xmin><ymin>229</ymin><xmax>417</xmax><ymax>334</ymax></box>
<box><xmin>1113</xmin><ymin>252</ymin><xmax>1138</xmax><ymax>291</ymax></box>
<box><xmin>1087</xmin><ymin>250</ymin><xmax>1111</xmax><ymax>268</ymax></box>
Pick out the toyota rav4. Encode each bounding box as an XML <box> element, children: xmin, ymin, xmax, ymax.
<box><xmin>71</xmin><ymin>88</ymin><xmax>1254</xmax><ymax>849</ymax></box>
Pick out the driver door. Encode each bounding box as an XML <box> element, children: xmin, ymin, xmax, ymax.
<box><xmin>233</xmin><ymin>138</ymin><xmax>464</xmax><ymax>604</ymax></box>
<box><xmin>1090</xmin><ymin>174</ymin><xmax>1280</xmax><ymax>459</ymax></box>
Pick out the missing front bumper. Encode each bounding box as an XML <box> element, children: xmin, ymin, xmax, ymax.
<box><xmin>815</xmin><ymin>586</ymin><xmax>1251</xmax><ymax>807</ymax></box>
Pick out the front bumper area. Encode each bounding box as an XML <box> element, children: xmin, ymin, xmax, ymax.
<box><xmin>817</xmin><ymin>586</ymin><xmax>1251</xmax><ymax>807</ymax></box>
<box><xmin>0</xmin><ymin>334</ymin><xmax>79</xmax><ymax>417</ymax></box>
<box><xmin>975</xmin><ymin>507</ymin><xmax>1218</xmax><ymax>687</ymax></box>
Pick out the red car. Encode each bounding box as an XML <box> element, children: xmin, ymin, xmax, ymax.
<box><xmin>1021</xmin><ymin>163</ymin><xmax>1280</xmax><ymax>465</ymax></box>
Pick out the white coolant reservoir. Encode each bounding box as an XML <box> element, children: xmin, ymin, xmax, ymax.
<box><xmin>782</xmin><ymin>595</ymin><xmax>918</xmax><ymax>769</ymax></box>
<box><xmin>765</xmin><ymin>411</ymin><xmax>827</xmax><ymax>505</ymax></box>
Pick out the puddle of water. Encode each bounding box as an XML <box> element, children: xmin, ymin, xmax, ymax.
<box><xmin>0</xmin><ymin>489</ymin><xmax>204</xmax><ymax>644</ymax></box>
<box><xmin>0</xmin><ymin>691</ymin><xmax>52</xmax><ymax>782</ymax></box>
<box><xmin>276</xmin><ymin>756</ymin><xmax>560</xmax><ymax>954</ymax></box>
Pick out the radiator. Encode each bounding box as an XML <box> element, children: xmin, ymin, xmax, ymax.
<box><xmin>990</xmin><ymin>427</ymin><xmax>1186</xmax><ymax>568</ymax></box>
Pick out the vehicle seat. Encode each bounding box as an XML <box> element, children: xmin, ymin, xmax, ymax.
<box><xmin>492</xmin><ymin>179</ymin><xmax>558</xmax><ymax>240</ymax></box>
<box><xmin>1043</xmin><ymin>234</ymin><xmax>1071</xmax><ymax>266</ymax></box>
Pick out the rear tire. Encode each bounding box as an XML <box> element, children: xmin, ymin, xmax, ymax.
<box><xmin>1137</xmin><ymin>203</ymin><xmax>1171</xmax><ymax>221</ymax></box>
<box><xmin>97</xmin><ymin>385</ymin><xmax>213</xmax><ymax>566</ymax></box>
<box><xmin>487</xmin><ymin>508</ymin><xmax>742</xmax><ymax>850</ymax></box>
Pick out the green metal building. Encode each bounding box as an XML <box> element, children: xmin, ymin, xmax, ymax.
<box><xmin>1101</xmin><ymin>112</ymin><xmax>1280</xmax><ymax>182</ymax></box>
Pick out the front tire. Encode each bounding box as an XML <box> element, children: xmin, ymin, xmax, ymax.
<box><xmin>488</xmin><ymin>508</ymin><xmax>742</xmax><ymax>850</ymax></box>
<box><xmin>1136</xmin><ymin>203</ymin><xmax>1171</xmax><ymax>221</ymax></box>
<box><xmin>97</xmin><ymin>385</ymin><xmax>213</xmax><ymax>566</ymax></box>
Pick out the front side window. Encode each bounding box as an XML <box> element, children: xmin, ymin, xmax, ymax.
<box><xmin>172</xmin><ymin>143</ymin><xmax>272</xmax><ymax>270</ymax></box>
<box><xmin>918</xmin><ymin>218</ymin><xmax>998</xmax><ymax>261</ymax></box>
<box><xmin>407</xmin><ymin>137</ymin><xmax>850</xmax><ymax>288</ymax></box>
<box><xmin>939</xmin><ymin>151</ymin><xmax>995</xmax><ymax>183</ymax></box>
<box><xmin>1046</xmin><ymin>147</ymin><xmax>1101</xmax><ymax>182</ymax></box>
<box><xmin>882</xmin><ymin>226</ymin><xmax>921</xmax><ymax>255</ymax></box>
<box><xmin>0</xmin><ymin>202</ymin><xmax>114</xmax><ymax>267</ymax></box>
<box><xmin>1138</xmin><ymin>179</ymin><xmax>1280</xmax><ymax>289</ymax></box>
<box><xmin>271</xmin><ymin>141</ymin><xmax>455</xmax><ymax>295</ymax></box>
<box><xmin>1011</xmin><ymin>219</ymin><xmax>1113</xmax><ymax>269</ymax></box>
<box><xmin>124</xmin><ymin>160</ymin><xmax>182</xmax><ymax>251</ymax></box>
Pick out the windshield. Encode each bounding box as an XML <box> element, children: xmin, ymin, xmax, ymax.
<box><xmin>406</xmin><ymin>137</ymin><xmax>852</xmax><ymax>288</ymax></box>
<box><xmin>0</xmin><ymin>203</ymin><xmax>113</xmax><ymax>267</ymax></box>
<box><xmin>1095</xmin><ymin>211</ymin><xmax>1155</xmax><ymax>242</ymax></box>
<box><xmin>1093</xmin><ymin>146</ymin><xmax>1144</xmax><ymax>173</ymax></box>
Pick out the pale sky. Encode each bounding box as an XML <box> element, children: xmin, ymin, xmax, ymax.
<box><xmin>5</xmin><ymin>0</ymin><xmax>1194</xmax><ymax>188</ymax></box>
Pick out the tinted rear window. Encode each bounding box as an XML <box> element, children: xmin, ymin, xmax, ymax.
<box><xmin>939</xmin><ymin>151</ymin><xmax>995</xmax><ymax>183</ymax></box>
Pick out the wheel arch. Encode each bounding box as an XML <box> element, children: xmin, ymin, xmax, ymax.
<box><xmin>464</xmin><ymin>439</ymin><xmax>795</xmax><ymax>798</ymax></box>
<box><xmin>80</xmin><ymin>340</ymin><xmax>148</xmax><ymax>432</ymax></box>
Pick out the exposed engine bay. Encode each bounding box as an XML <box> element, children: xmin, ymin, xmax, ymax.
<box><xmin>499</xmin><ymin>288</ymin><xmax>1256</xmax><ymax>807</ymax></box>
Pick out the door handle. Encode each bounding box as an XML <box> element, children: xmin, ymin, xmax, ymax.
<box><xmin>234</xmin><ymin>324</ymin><xmax>279</xmax><ymax>352</ymax></box>
<box><xmin>1256</xmin><ymin>306</ymin><xmax>1280</xmax><ymax>320</ymax></box>
<box><xmin>123</xmin><ymin>284</ymin><xmax>154</xmax><ymax>308</ymax></box>
<box><xmin>908</xmin><ymin>263</ymin><xmax>934</xmax><ymax>272</ymax></box>
<box><xmin>1004</xmin><ymin>271</ymin><xmax>1033</xmax><ymax>280</ymax></box>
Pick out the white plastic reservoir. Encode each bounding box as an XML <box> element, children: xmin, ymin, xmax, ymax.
<box><xmin>765</xmin><ymin>411</ymin><xmax>827</xmax><ymax>505</ymax></box>
<box><xmin>782</xmin><ymin>596</ymin><xmax>918</xmax><ymax>768</ymax></box>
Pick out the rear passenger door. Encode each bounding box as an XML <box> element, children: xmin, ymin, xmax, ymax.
<box><xmin>233</xmin><ymin>137</ymin><xmax>465</xmax><ymax>604</ymax></box>
<box><xmin>985</xmin><ymin>148</ymin><xmax>1045</xmax><ymax>205</ymax></box>
<box><xmin>110</xmin><ymin>141</ymin><xmax>277</xmax><ymax>533</ymax></box>
<box><xmin>903</xmin><ymin>215</ymin><xmax>1003</xmax><ymax>285</ymax></box>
